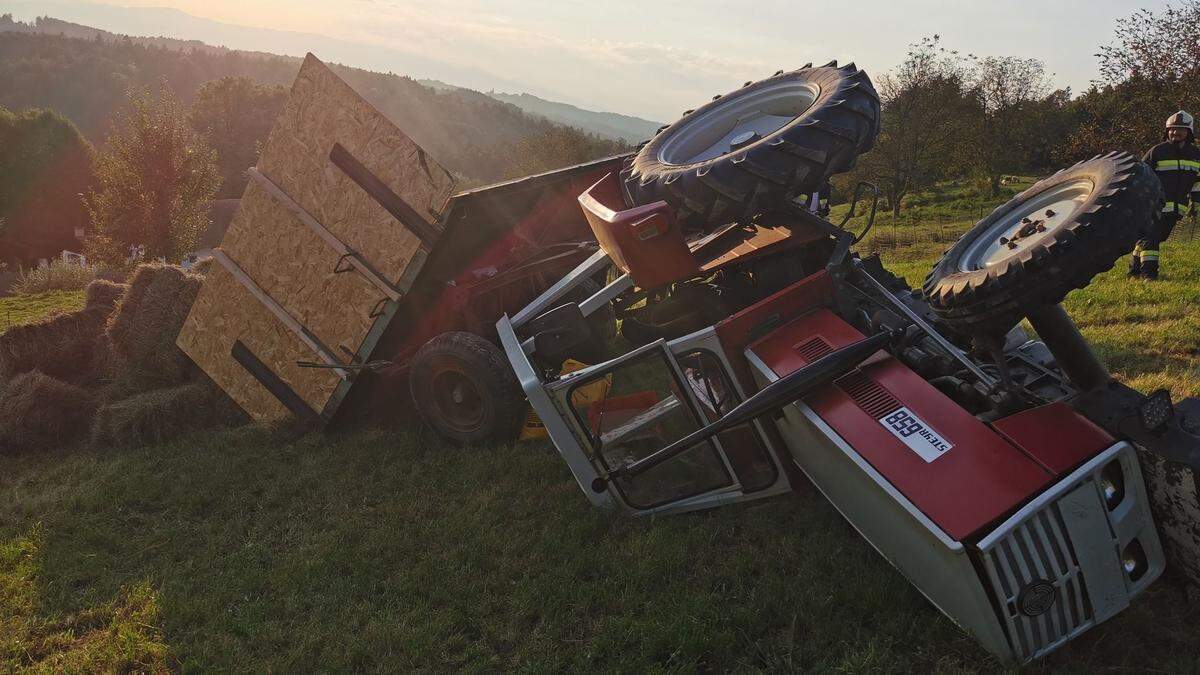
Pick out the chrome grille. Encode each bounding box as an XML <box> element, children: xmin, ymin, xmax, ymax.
<box><xmin>980</xmin><ymin>503</ymin><xmax>1094</xmax><ymax>662</ymax></box>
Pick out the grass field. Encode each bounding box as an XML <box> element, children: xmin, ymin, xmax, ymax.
<box><xmin>4</xmin><ymin>186</ymin><xmax>1200</xmax><ymax>672</ymax></box>
<box><xmin>0</xmin><ymin>291</ymin><xmax>84</xmax><ymax>333</ymax></box>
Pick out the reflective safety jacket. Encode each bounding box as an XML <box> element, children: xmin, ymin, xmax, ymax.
<box><xmin>1143</xmin><ymin>140</ymin><xmax>1200</xmax><ymax>214</ymax></box>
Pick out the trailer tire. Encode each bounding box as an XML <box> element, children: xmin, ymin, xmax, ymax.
<box><xmin>923</xmin><ymin>152</ymin><xmax>1163</xmax><ymax>332</ymax></box>
<box><xmin>624</xmin><ymin>62</ymin><xmax>880</xmax><ymax>233</ymax></box>
<box><xmin>409</xmin><ymin>331</ymin><xmax>525</xmax><ymax>445</ymax></box>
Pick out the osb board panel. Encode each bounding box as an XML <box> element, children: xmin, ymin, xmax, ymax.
<box><xmin>178</xmin><ymin>53</ymin><xmax>454</xmax><ymax>421</ymax></box>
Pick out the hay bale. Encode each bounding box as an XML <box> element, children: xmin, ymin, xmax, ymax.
<box><xmin>90</xmin><ymin>378</ymin><xmax>248</xmax><ymax>448</ymax></box>
<box><xmin>0</xmin><ymin>371</ymin><xmax>96</xmax><ymax>454</ymax></box>
<box><xmin>84</xmin><ymin>279</ymin><xmax>129</xmax><ymax>310</ymax></box>
<box><xmin>0</xmin><ymin>306</ymin><xmax>111</xmax><ymax>386</ymax></box>
<box><xmin>105</xmin><ymin>264</ymin><xmax>203</xmax><ymax>392</ymax></box>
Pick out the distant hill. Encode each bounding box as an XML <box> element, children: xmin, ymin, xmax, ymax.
<box><xmin>489</xmin><ymin>92</ymin><xmax>662</xmax><ymax>144</ymax></box>
<box><xmin>419</xmin><ymin>79</ymin><xmax>662</xmax><ymax>143</ymax></box>
<box><xmin>0</xmin><ymin>0</ymin><xmax>553</xmax><ymax>98</ymax></box>
<box><xmin>0</xmin><ymin>15</ymin><xmax>627</xmax><ymax>185</ymax></box>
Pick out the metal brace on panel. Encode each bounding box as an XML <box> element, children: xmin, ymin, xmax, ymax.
<box><xmin>213</xmin><ymin>249</ymin><xmax>352</xmax><ymax>381</ymax></box>
<box><xmin>246</xmin><ymin>167</ymin><xmax>403</xmax><ymax>302</ymax></box>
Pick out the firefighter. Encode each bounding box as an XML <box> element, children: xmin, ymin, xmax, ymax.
<box><xmin>1131</xmin><ymin>110</ymin><xmax>1200</xmax><ymax>279</ymax></box>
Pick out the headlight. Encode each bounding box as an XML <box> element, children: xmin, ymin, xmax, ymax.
<box><xmin>1099</xmin><ymin>460</ymin><xmax>1126</xmax><ymax>510</ymax></box>
<box><xmin>1099</xmin><ymin>458</ymin><xmax>1123</xmax><ymax>506</ymax></box>
<box><xmin>1122</xmin><ymin>539</ymin><xmax>1148</xmax><ymax>582</ymax></box>
<box><xmin>1139</xmin><ymin>388</ymin><xmax>1174</xmax><ymax>432</ymax></box>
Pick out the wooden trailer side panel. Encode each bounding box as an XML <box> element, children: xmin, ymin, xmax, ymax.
<box><xmin>177</xmin><ymin>53</ymin><xmax>454</xmax><ymax>422</ymax></box>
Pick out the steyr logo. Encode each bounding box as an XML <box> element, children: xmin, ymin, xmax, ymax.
<box><xmin>879</xmin><ymin>407</ymin><xmax>953</xmax><ymax>463</ymax></box>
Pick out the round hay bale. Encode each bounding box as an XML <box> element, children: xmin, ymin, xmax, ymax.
<box><xmin>0</xmin><ymin>371</ymin><xmax>96</xmax><ymax>454</ymax></box>
<box><xmin>84</xmin><ymin>279</ymin><xmax>129</xmax><ymax>310</ymax></box>
<box><xmin>90</xmin><ymin>378</ymin><xmax>248</xmax><ymax>448</ymax></box>
<box><xmin>105</xmin><ymin>264</ymin><xmax>203</xmax><ymax>393</ymax></box>
<box><xmin>0</xmin><ymin>306</ymin><xmax>111</xmax><ymax>386</ymax></box>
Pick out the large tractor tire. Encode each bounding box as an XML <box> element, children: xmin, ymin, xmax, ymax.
<box><xmin>623</xmin><ymin>61</ymin><xmax>880</xmax><ymax>233</ymax></box>
<box><xmin>923</xmin><ymin>152</ymin><xmax>1163</xmax><ymax>332</ymax></box>
<box><xmin>409</xmin><ymin>331</ymin><xmax>525</xmax><ymax>445</ymax></box>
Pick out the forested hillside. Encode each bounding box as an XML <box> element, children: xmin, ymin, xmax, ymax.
<box><xmin>0</xmin><ymin>17</ymin><xmax>626</xmax><ymax>186</ymax></box>
<box><xmin>488</xmin><ymin>92</ymin><xmax>662</xmax><ymax>143</ymax></box>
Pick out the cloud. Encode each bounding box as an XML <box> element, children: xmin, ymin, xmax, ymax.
<box><xmin>330</xmin><ymin>0</ymin><xmax>775</xmax><ymax>117</ymax></box>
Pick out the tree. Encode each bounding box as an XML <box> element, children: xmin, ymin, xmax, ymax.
<box><xmin>967</xmin><ymin>56</ymin><xmax>1054</xmax><ymax>194</ymax></box>
<box><xmin>84</xmin><ymin>84</ymin><xmax>220</xmax><ymax>264</ymax></box>
<box><xmin>852</xmin><ymin>37</ymin><xmax>981</xmax><ymax>217</ymax></box>
<box><xmin>504</xmin><ymin>125</ymin><xmax>627</xmax><ymax>179</ymax></box>
<box><xmin>1067</xmin><ymin>1</ymin><xmax>1200</xmax><ymax>159</ymax></box>
<box><xmin>1099</xmin><ymin>2</ymin><xmax>1200</xmax><ymax>85</ymax></box>
<box><xmin>0</xmin><ymin>106</ymin><xmax>94</xmax><ymax>266</ymax></box>
<box><xmin>189</xmin><ymin>77</ymin><xmax>288</xmax><ymax>198</ymax></box>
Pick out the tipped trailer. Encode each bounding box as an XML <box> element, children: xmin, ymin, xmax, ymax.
<box><xmin>180</xmin><ymin>54</ymin><xmax>623</xmax><ymax>444</ymax></box>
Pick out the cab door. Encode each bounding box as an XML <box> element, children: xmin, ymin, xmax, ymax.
<box><xmin>547</xmin><ymin>327</ymin><xmax>791</xmax><ymax>515</ymax></box>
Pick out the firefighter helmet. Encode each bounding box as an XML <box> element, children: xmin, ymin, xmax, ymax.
<box><xmin>1164</xmin><ymin>110</ymin><xmax>1195</xmax><ymax>141</ymax></box>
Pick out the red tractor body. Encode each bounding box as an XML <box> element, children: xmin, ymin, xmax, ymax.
<box><xmin>498</xmin><ymin>166</ymin><xmax>1174</xmax><ymax>663</ymax></box>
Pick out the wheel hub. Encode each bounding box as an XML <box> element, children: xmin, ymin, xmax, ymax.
<box><xmin>432</xmin><ymin>370</ymin><xmax>486</xmax><ymax>432</ymax></box>
<box><xmin>730</xmin><ymin>130</ymin><xmax>761</xmax><ymax>150</ymax></box>
<box><xmin>656</xmin><ymin>80</ymin><xmax>821</xmax><ymax>165</ymax></box>
<box><xmin>958</xmin><ymin>179</ymin><xmax>1094</xmax><ymax>271</ymax></box>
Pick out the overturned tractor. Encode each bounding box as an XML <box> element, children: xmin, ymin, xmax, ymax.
<box><xmin>501</xmin><ymin>61</ymin><xmax>1200</xmax><ymax>664</ymax></box>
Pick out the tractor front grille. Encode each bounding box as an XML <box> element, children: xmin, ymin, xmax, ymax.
<box><xmin>979</xmin><ymin>502</ymin><xmax>1093</xmax><ymax>662</ymax></box>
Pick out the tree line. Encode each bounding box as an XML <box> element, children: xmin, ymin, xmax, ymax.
<box><xmin>2</xmin><ymin>1</ymin><xmax>1196</xmax><ymax>268</ymax></box>
<box><xmin>0</xmin><ymin>25</ymin><xmax>626</xmax><ymax>188</ymax></box>
<box><xmin>0</xmin><ymin>26</ymin><xmax>627</xmax><ymax>268</ymax></box>
<box><xmin>842</xmin><ymin>2</ymin><xmax>1200</xmax><ymax>217</ymax></box>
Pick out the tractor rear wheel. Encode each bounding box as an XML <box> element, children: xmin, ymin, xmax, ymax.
<box><xmin>923</xmin><ymin>152</ymin><xmax>1163</xmax><ymax>332</ymax></box>
<box><xmin>409</xmin><ymin>331</ymin><xmax>525</xmax><ymax>445</ymax></box>
<box><xmin>624</xmin><ymin>62</ymin><xmax>880</xmax><ymax>233</ymax></box>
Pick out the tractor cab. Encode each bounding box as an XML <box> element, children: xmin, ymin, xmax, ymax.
<box><xmin>498</xmin><ymin>169</ymin><xmax>852</xmax><ymax>514</ymax></box>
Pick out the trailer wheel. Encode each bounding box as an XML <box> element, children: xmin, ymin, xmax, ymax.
<box><xmin>923</xmin><ymin>152</ymin><xmax>1163</xmax><ymax>332</ymax></box>
<box><xmin>625</xmin><ymin>62</ymin><xmax>880</xmax><ymax>233</ymax></box>
<box><xmin>409</xmin><ymin>331</ymin><xmax>525</xmax><ymax>445</ymax></box>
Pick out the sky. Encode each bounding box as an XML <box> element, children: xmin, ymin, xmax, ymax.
<box><xmin>2</xmin><ymin>0</ymin><xmax>1177</xmax><ymax>121</ymax></box>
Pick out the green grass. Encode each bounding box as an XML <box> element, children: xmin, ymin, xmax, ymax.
<box><xmin>5</xmin><ymin>428</ymin><xmax>1196</xmax><ymax>673</ymax></box>
<box><xmin>5</xmin><ymin>183</ymin><xmax>1200</xmax><ymax>671</ymax></box>
<box><xmin>0</xmin><ymin>291</ymin><xmax>85</xmax><ymax>333</ymax></box>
